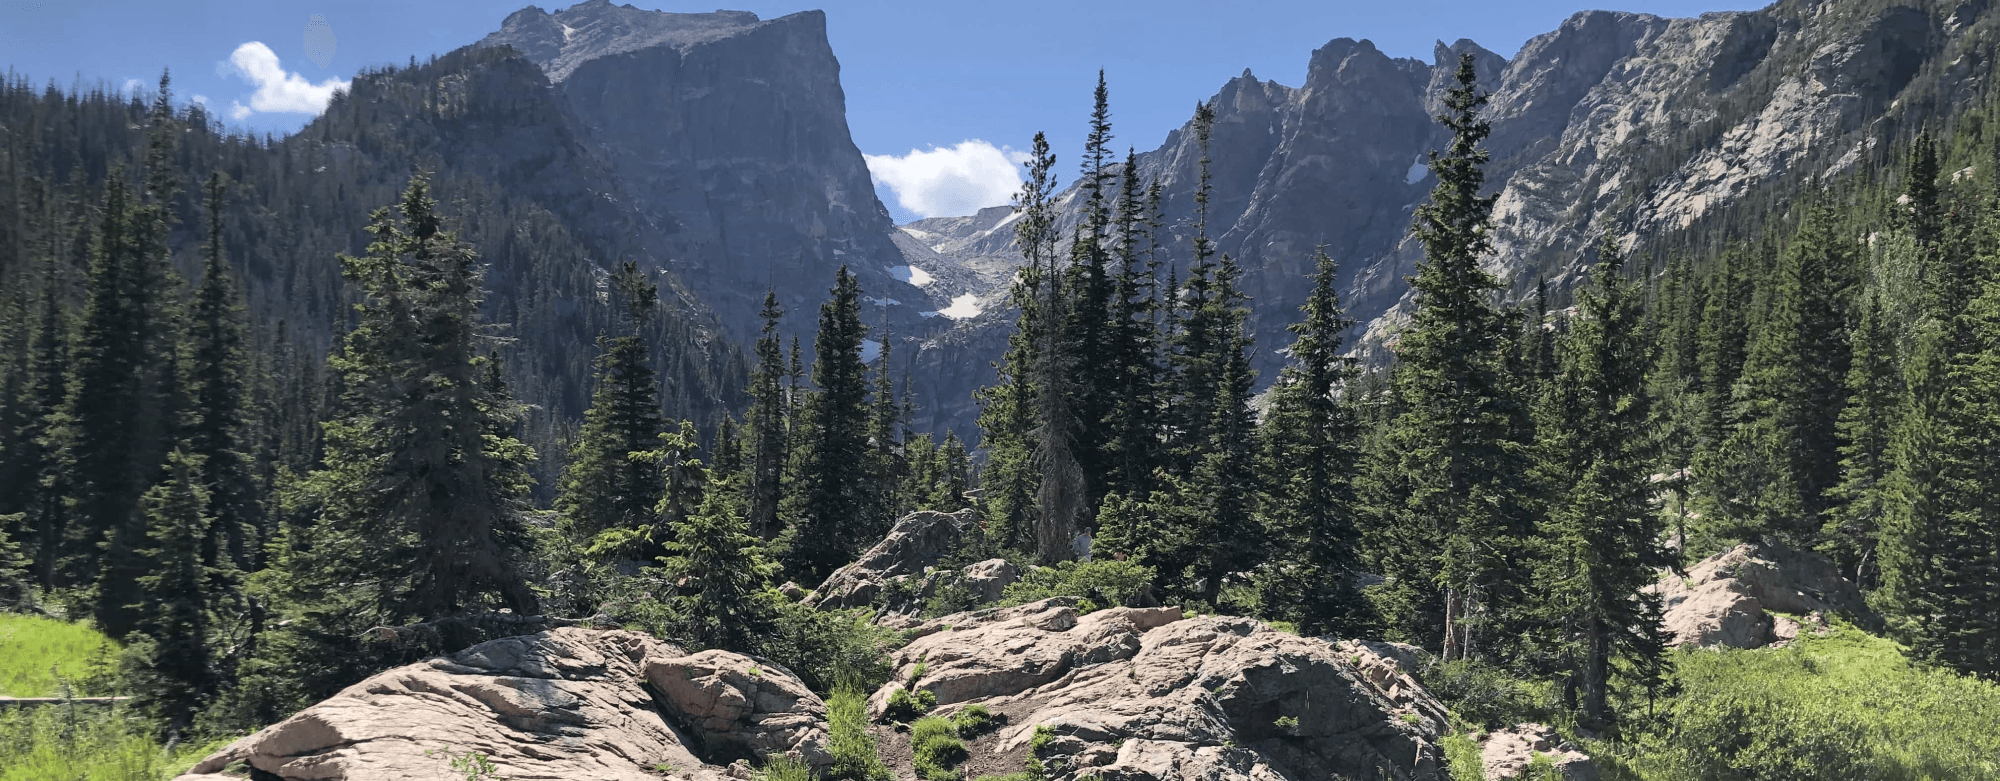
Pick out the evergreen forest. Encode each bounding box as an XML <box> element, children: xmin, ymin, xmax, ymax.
<box><xmin>5</xmin><ymin>46</ymin><xmax>2000</xmax><ymax>781</ymax></box>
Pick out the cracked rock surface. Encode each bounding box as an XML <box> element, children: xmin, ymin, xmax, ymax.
<box><xmin>874</xmin><ymin>598</ymin><xmax>1450</xmax><ymax>781</ymax></box>
<box><xmin>175</xmin><ymin>628</ymin><xmax>828</xmax><ymax>781</ymax></box>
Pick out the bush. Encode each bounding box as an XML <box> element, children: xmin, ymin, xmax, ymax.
<box><xmin>954</xmin><ymin>703</ymin><xmax>999</xmax><ymax>737</ymax></box>
<box><xmin>825</xmin><ymin>685</ymin><xmax>892</xmax><ymax>781</ymax></box>
<box><xmin>1029</xmin><ymin>724</ymin><xmax>1055</xmax><ymax>754</ymax></box>
<box><xmin>911</xmin><ymin>716</ymin><xmax>968</xmax><ymax>781</ymax></box>
<box><xmin>998</xmin><ymin>560</ymin><xmax>1154</xmax><ymax>613</ymax></box>
<box><xmin>884</xmin><ymin>686</ymin><xmax>937</xmax><ymax>722</ymax></box>
<box><xmin>756</xmin><ymin>602</ymin><xmax>899</xmax><ymax>694</ymax></box>
<box><xmin>1420</xmin><ymin>658</ymin><xmax>1551</xmax><ymax>730</ymax></box>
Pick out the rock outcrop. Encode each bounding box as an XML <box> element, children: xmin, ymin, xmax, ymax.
<box><xmin>174</xmin><ymin>629</ymin><xmax>827</xmax><ymax>781</ymax></box>
<box><xmin>1644</xmin><ymin>542</ymin><xmax>1871</xmax><ymax>649</ymax></box>
<box><xmin>808</xmin><ymin>509</ymin><xmax>977</xmax><ymax>611</ymax></box>
<box><xmin>1479</xmin><ymin>724</ymin><xmax>1598</xmax><ymax>781</ymax></box>
<box><xmin>873</xmin><ymin>598</ymin><xmax>1450</xmax><ymax>781</ymax></box>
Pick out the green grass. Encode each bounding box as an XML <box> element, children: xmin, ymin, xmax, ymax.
<box><xmin>0</xmin><ymin>614</ymin><xmax>119</xmax><ymax>697</ymax></box>
<box><xmin>1442</xmin><ymin>733</ymin><xmax>1484</xmax><ymax>781</ymax></box>
<box><xmin>759</xmin><ymin>755</ymin><xmax>812</xmax><ymax>781</ymax></box>
<box><xmin>911</xmin><ymin>715</ymin><xmax>968</xmax><ymax>781</ymax></box>
<box><xmin>0</xmin><ymin>705</ymin><xmax>220</xmax><ymax>781</ymax></box>
<box><xmin>825</xmin><ymin>685</ymin><xmax>891</xmax><ymax>781</ymax></box>
<box><xmin>1597</xmin><ymin>624</ymin><xmax>2000</xmax><ymax>780</ymax></box>
<box><xmin>953</xmin><ymin>703</ymin><xmax>997</xmax><ymax>737</ymax></box>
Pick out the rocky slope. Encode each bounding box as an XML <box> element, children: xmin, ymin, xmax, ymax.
<box><xmin>912</xmin><ymin>0</ymin><xmax>2000</xmax><ymax>427</ymax></box>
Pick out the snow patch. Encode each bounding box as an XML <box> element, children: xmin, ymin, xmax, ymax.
<box><xmin>888</xmin><ymin>265</ymin><xmax>935</xmax><ymax>286</ymax></box>
<box><xmin>933</xmin><ymin>294</ymin><xmax>983</xmax><ymax>320</ymax></box>
<box><xmin>1405</xmin><ymin>154</ymin><xmax>1428</xmax><ymax>185</ymax></box>
<box><xmin>861</xmin><ymin>339</ymin><xmax>883</xmax><ymax>363</ymax></box>
<box><xmin>561</xmin><ymin>24</ymin><xmax>577</xmax><ymax>42</ymax></box>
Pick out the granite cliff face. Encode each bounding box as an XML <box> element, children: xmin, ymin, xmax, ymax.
<box><xmin>913</xmin><ymin>0</ymin><xmax>1999</xmax><ymax>419</ymax></box>
<box><xmin>478</xmin><ymin>1</ymin><xmax>952</xmax><ymax>355</ymax></box>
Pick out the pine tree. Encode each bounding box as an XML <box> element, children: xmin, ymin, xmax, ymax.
<box><xmin>1875</xmin><ymin>275</ymin><xmax>2000</xmax><ymax>681</ymax></box>
<box><xmin>283</xmin><ymin>173</ymin><xmax>539</xmax><ymax>625</ymax></box>
<box><xmin>1184</xmin><ymin>250</ymin><xmax>1259</xmax><ymax>609</ymax></box>
<box><xmin>1257</xmin><ymin>248</ymin><xmax>1367</xmax><ymax>636</ymax></box>
<box><xmin>868</xmin><ymin>333</ymin><xmax>905</xmax><ymax>532</ymax></box>
<box><xmin>1530</xmin><ymin>237</ymin><xmax>1669</xmax><ymax>728</ymax></box>
<box><xmin>557</xmin><ymin>263</ymin><xmax>666</xmax><ymax>546</ymax></box>
<box><xmin>1706</xmin><ymin>200</ymin><xmax>1856</xmax><ymax>544</ymax></box>
<box><xmin>1168</xmin><ymin>102</ymin><xmax>1224</xmax><ymax>468</ymax></box>
<box><xmin>1363</xmin><ymin>54</ymin><xmax>1527</xmax><ymax>661</ymax></box>
<box><xmin>123</xmin><ymin>450</ymin><xmax>218</xmax><ymax>739</ymax></box>
<box><xmin>746</xmin><ymin>290</ymin><xmax>788</xmax><ymax>539</ymax></box>
<box><xmin>186</xmin><ymin>172</ymin><xmax>261</xmax><ymax>575</ymax></box>
<box><xmin>1065</xmin><ymin>71</ymin><xmax>1120</xmax><ymax>510</ymax></box>
<box><xmin>782</xmin><ymin>266</ymin><xmax>872</xmax><ymax>583</ymax></box>
<box><xmin>1822</xmin><ymin>289</ymin><xmax>1899</xmax><ymax>584</ymax></box>
<box><xmin>1102</xmin><ymin>149</ymin><xmax>1164</xmax><ymax>499</ymax></box>
<box><xmin>57</xmin><ymin>171</ymin><xmax>156</xmax><ymax>637</ymax></box>
<box><xmin>1016</xmin><ymin>133</ymin><xmax>1085</xmax><ymax>564</ymax></box>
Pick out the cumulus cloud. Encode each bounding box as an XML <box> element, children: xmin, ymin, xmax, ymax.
<box><xmin>221</xmin><ymin>41</ymin><xmax>349</xmax><ymax>120</ymax></box>
<box><xmin>864</xmin><ymin>140</ymin><xmax>1027</xmax><ymax>219</ymax></box>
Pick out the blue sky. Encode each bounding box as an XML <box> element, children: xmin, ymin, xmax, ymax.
<box><xmin>1</xmin><ymin>0</ymin><xmax>1764</xmax><ymax>223</ymax></box>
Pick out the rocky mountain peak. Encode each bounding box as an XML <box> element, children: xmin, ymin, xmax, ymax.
<box><xmin>481</xmin><ymin>2</ymin><xmax>773</xmax><ymax>81</ymax></box>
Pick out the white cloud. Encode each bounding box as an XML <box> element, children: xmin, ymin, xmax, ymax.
<box><xmin>190</xmin><ymin>94</ymin><xmax>208</xmax><ymax>106</ymax></box>
<box><xmin>221</xmin><ymin>41</ymin><xmax>349</xmax><ymax>119</ymax></box>
<box><xmin>123</xmin><ymin>77</ymin><xmax>142</xmax><ymax>94</ymax></box>
<box><xmin>865</xmin><ymin>140</ymin><xmax>1025</xmax><ymax>219</ymax></box>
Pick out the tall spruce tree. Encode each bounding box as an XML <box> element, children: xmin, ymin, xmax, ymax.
<box><xmin>1017</xmin><ymin>133</ymin><xmax>1085</xmax><ymax>564</ymax></box>
<box><xmin>1257</xmin><ymin>248</ymin><xmax>1367</xmax><ymax>635</ymax></box>
<box><xmin>1707</xmin><ymin>200</ymin><xmax>1857</xmax><ymax>544</ymax></box>
<box><xmin>1875</xmin><ymin>260</ymin><xmax>2000</xmax><ymax>681</ymax></box>
<box><xmin>557</xmin><ymin>262</ymin><xmax>666</xmax><ymax>545</ymax></box>
<box><xmin>282</xmin><ymin>173</ymin><xmax>539</xmax><ymax>626</ymax></box>
<box><xmin>123</xmin><ymin>450</ymin><xmax>219</xmax><ymax>740</ymax></box>
<box><xmin>746</xmin><ymin>290</ymin><xmax>788</xmax><ymax>539</ymax></box>
<box><xmin>782</xmin><ymin>266</ymin><xmax>872</xmax><ymax>582</ymax></box>
<box><xmin>1530</xmin><ymin>237</ymin><xmax>1669</xmax><ymax>728</ymax></box>
<box><xmin>186</xmin><ymin>172</ymin><xmax>261</xmax><ymax>574</ymax></box>
<box><xmin>1363</xmin><ymin>54</ymin><xmax>1528</xmax><ymax>661</ymax></box>
<box><xmin>1822</xmin><ymin>289</ymin><xmax>1899</xmax><ymax>584</ymax></box>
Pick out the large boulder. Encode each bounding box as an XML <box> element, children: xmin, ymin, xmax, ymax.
<box><xmin>808</xmin><ymin>509</ymin><xmax>976</xmax><ymax>611</ymax></box>
<box><xmin>174</xmin><ymin>628</ymin><xmax>828</xmax><ymax>781</ymax></box>
<box><xmin>872</xmin><ymin>598</ymin><xmax>1450</xmax><ymax>781</ymax></box>
<box><xmin>1643</xmin><ymin>542</ymin><xmax>1871</xmax><ymax>649</ymax></box>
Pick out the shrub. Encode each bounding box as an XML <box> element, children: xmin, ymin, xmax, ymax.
<box><xmin>998</xmin><ymin>560</ymin><xmax>1154</xmax><ymax>613</ymax></box>
<box><xmin>755</xmin><ymin>602</ymin><xmax>898</xmax><ymax>694</ymax></box>
<box><xmin>825</xmin><ymin>685</ymin><xmax>892</xmax><ymax>781</ymax></box>
<box><xmin>883</xmin><ymin>686</ymin><xmax>937</xmax><ymax>722</ymax></box>
<box><xmin>1029</xmin><ymin>724</ymin><xmax>1055</xmax><ymax>754</ymax></box>
<box><xmin>1420</xmin><ymin>658</ymin><xmax>1550</xmax><ymax>730</ymax></box>
<box><xmin>1273</xmin><ymin>715</ymin><xmax>1299</xmax><ymax>734</ymax></box>
<box><xmin>954</xmin><ymin>703</ymin><xmax>999</xmax><ymax>737</ymax></box>
<box><xmin>911</xmin><ymin>716</ymin><xmax>968</xmax><ymax>781</ymax></box>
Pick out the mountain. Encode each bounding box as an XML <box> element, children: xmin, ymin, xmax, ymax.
<box><xmin>913</xmin><ymin>0</ymin><xmax>1999</xmax><ymax>410</ymax></box>
<box><xmin>476</xmin><ymin>1</ymin><xmax>964</xmax><ymax>368</ymax></box>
